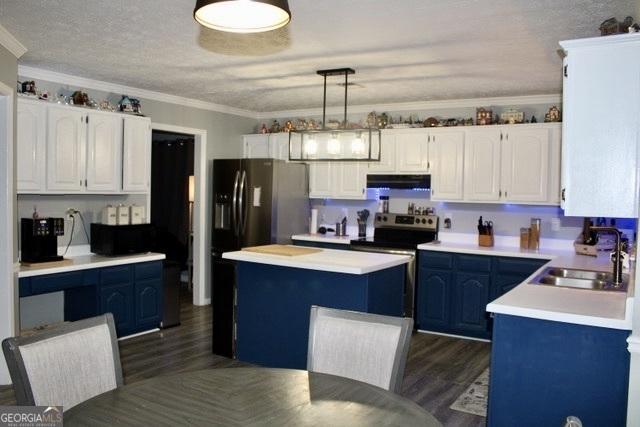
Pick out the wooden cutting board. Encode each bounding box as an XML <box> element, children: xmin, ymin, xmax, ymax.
<box><xmin>20</xmin><ymin>258</ymin><xmax>73</xmax><ymax>268</ymax></box>
<box><xmin>242</xmin><ymin>244</ymin><xmax>322</xmax><ymax>257</ymax></box>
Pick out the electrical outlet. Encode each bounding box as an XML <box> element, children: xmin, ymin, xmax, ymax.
<box><xmin>443</xmin><ymin>213</ymin><xmax>452</xmax><ymax>229</ymax></box>
<box><xmin>551</xmin><ymin>218</ymin><xmax>561</xmax><ymax>232</ymax></box>
<box><xmin>65</xmin><ymin>208</ymin><xmax>77</xmax><ymax>220</ymax></box>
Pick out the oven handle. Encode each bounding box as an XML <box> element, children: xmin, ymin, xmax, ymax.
<box><xmin>349</xmin><ymin>245</ymin><xmax>416</xmax><ymax>257</ymax></box>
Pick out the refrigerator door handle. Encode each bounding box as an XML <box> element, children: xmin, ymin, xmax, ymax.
<box><xmin>239</xmin><ymin>170</ymin><xmax>248</xmax><ymax>234</ymax></box>
<box><xmin>231</xmin><ymin>170</ymin><xmax>240</xmax><ymax>236</ymax></box>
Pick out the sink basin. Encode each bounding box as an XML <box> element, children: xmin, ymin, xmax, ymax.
<box><xmin>533</xmin><ymin>267</ymin><xmax>628</xmax><ymax>292</ymax></box>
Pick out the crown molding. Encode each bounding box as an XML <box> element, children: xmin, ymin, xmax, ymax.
<box><xmin>256</xmin><ymin>94</ymin><xmax>562</xmax><ymax>119</ymax></box>
<box><xmin>18</xmin><ymin>65</ymin><xmax>257</xmax><ymax>119</ymax></box>
<box><xmin>0</xmin><ymin>24</ymin><xmax>27</xmax><ymax>58</ymax></box>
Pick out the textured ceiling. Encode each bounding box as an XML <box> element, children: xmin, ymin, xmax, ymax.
<box><xmin>0</xmin><ymin>0</ymin><xmax>635</xmax><ymax>112</ymax></box>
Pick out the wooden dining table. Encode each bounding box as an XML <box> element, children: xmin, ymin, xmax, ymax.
<box><xmin>64</xmin><ymin>367</ymin><xmax>442</xmax><ymax>426</ymax></box>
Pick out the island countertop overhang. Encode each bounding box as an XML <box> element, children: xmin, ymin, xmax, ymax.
<box><xmin>222</xmin><ymin>246</ymin><xmax>410</xmax><ymax>275</ymax></box>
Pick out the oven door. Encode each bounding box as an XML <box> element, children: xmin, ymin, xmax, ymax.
<box><xmin>350</xmin><ymin>245</ymin><xmax>416</xmax><ymax>320</ymax></box>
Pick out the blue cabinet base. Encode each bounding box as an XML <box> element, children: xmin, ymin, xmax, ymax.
<box><xmin>19</xmin><ymin>261</ymin><xmax>163</xmax><ymax>337</ymax></box>
<box><xmin>235</xmin><ymin>262</ymin><xmax>404</xmax><ymax>369</ymax></box>
<box><xmin>488</xmin><ymin>314</ymin><xmax>629</xmax><ymax>427</ymax></box>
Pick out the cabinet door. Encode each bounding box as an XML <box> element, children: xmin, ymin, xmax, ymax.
<box><xmin>368</xmin><ymin>131</ymin><xmax>396</xmax><ymax>173</ymax></box>
<box><xmin>244</xmin><ymin>134</ymin><xmax>270</xmax><ymax>158</ymax></box>
<box><xmin>308</xmin><ymin>162</ymin><xmax>332</xmax><ymax>198</ymax></box>
<box><xmin>135</xmin><ymin>278</ymin><xmax>162</xmax><ymax>328</ymax></box>
<box><xmin>333</xmin><ymin>163</ymin><xmax>366</xmax><ymax>199</ymax></box>
<box><xmin>416</xmin><ymin>268</ymin><xmax>452</xmax><ymax>331</ymax></box>
<box><xmin>452</xmin><ymin>272</ymin><xmax>490</xmax><ymax>336</ymax></box>
<box><xmin>122</xmin><ymin>116</ymin><xmax>151</xmax><ymax>192</ymax></box>
<box><xmin>86</xmin><ymin>112</ymin><xmax>122</xmax><ymax>192</ymax></box>
<box><xmin>100</xmin><ymin>283</ymin><xmax>135</xmax><ymax>336</ymax></box>
<box><xmin>396</xmin><ymin>131</ymin><xmax>428</xmax><ymax>172</ymax></box>
<box><xmin>430</xmin><ymin>130</ymin><xmax>465</xmax><ymax>201</ymax></box>
<box><xmin>502</xmin><ymin>128</ymin><xmax>549</xmax><ymax>203</ymax></box>
<box><xmin>560</xmin><ymin>41</ymin><xmax>640</xmax><ymax>217</ymax></box>
<box><xmin>46</xmin><ymin>106</ymin><xmax>85</xmax><ymax>191</ymax></box>
<box><xmin>269</xmin><ymin>133</ymin><xmax>290</xmax><ymax>161</ymax></box>
<box><xmin>464</xmin><ymin>128</ymin><xmax>502</xmax><ymax>201</ymax></box>
<box><xmin>16</xmin><ymin>101</ymin><xmax>46</xmax><ymax>192</ymax></box>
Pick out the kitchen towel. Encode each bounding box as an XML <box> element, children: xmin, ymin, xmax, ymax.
<box><xmin>310</xmin><ymin>209</ymin><xmax>318</xmax><ymax>234</ymax></box>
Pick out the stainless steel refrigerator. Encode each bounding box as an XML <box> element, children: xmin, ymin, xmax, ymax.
<box><xmin>210</xmin><ymin>158</ymin><xmax>309</xmax><ymax>357</ymax></box>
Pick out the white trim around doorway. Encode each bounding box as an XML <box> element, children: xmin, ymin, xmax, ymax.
<box><xmin>0</xmin><ymin>80</ymin><xmax>16</xmax><ymax>385</ymax></box>
<box><xmin>150</xmin><ymin>123</ymin><xmax>210</xmax><ymax>307</ymax></box>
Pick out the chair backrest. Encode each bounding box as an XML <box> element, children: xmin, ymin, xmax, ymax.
<box><xmin>307</xmin><ymin>306</ymin><xmax>413</xmax><ymax>393</ymax></box>
<box><xmin>2</xmin><ymin>313</ymin><xmax>123</xmax><ymax>410</ymax></box>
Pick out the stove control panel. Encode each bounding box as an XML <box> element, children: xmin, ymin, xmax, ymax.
<box><xmin>374</xmin><ymin>213</ymin><xmax>438</xmax><ymax>230</ymax></box>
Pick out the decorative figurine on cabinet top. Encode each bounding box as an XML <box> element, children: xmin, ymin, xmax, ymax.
<box><xmin>259</xmin><ymin>123</ymin><xmax>269</xmax><ymax>134</ymax></box>
<box><xmin>599</xmin><ymin>16</ymin><xmax>634</xmax><ymax>36</ymax></box>
<box><xmin>284</xmin><ymin>120</ymin><xmax>295</xmax><ymax>132</ymax></box>
<box><xmin>476</xmin><ymin>108</ymin><xmax>493</xmax><ymax>126</ymax></box>
<box><xmin>500</xmin><ymin>109</ymin><xmax>525</xmax><ymax>125</ymax></box>
<box><xmin>544</xmin><ymin>106</ymin><xmax>561</xmax><ymax>122</ymax></box>
<box><xmin>72</xmin><ymin>91</ymin><xmax>90</xmax><ymax>106</ymax></box>
<box><xmin>270</xmin><ymin>120</ymin><xmax>281</xmax><ymax>133</ymax></box>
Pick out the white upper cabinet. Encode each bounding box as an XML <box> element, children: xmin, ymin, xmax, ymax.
<box><xmin>243</xmin><ymin>134</ymin><xmax>270</xmax><ymax>158</ymax></box>
<box><xmin>560</xmin><ymin>34</ymin><xmax>640</xmax><ymax>217</ymax></box>
<box><xmin>46</xmin><ymin>105</ymin><xmax>86</xmax><ymax>192</ymax></box>
<box><xmin>86</xmin><ymin>112</ymin><xmax>122</xmax><ymax>192</ymax></box>
<box><xmin>501</xmin><ymin>127</ymin><xmax>549</xmax><ymax>203</ymax></box>
<box><xmin>17</xmin><ymin>98</ymin><xmax>151</xmax><ymax>195</ymax></box>
<box><xmin>430</xmin><ymin>130</ymin><xmax>465</xmax><ymax>201</ymax></box>
<box><xmin>269</xmin><ymin>133</ymin><xmax>291</xmax><ymax>161</ymax></box>
<box><xmin>308</xmin><ymin>162</ymin><xmax>332</xmax><ymax>198</ymax></box>
<box><xmin>122</xmin><ymin>116</ymin><xmax>151</xmax><ymax>192</ymax></box>
<box><xmin>308</xmin><ymin>162</ymin><xmax>366</xmax><ymax>200</ymax></box>
<box><xmin>16</xmin><ymin>100</ymin><xmax>46</xmax><ymax>192</ymax></box>
<box><xmin>464</xmin><ymin>128</ymin><xmax>502</xmax><ymax>201</ymax></box>
<box><xmin>368</xmin><ymin>131</ymin><xmax>396</xmax><ymax>173</ymax></box>
<box><xmin>396</xmin><ymin>131</ymin><xmax>429</xmax><ymax>173</ymax></box>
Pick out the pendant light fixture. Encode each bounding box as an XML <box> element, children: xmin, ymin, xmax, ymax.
<box><xmin>194</xmin><ymin>0</ymin><xmax>291</xmax><ymax>33</ymax></box>
<box><xmin>288</xmin><ymin>68</ymin><xmax>382</xmax><ymax>162</ymax></box>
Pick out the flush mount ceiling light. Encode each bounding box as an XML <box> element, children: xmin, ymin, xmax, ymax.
<box><xmin>194</xmin><ymin>0</ymin><xmax>291</xmax><ymax>33</ymax></box>
<box><xmin>289</xmin><ymin>68</ymin><xmax>382</xmax><ymax>162</ymax></box>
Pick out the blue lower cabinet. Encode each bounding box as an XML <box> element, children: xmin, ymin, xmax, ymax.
<box><xmin>100</xmin><ymin>282</ymin><xmax>136</xmax><ymax>335</ymax></box>
<box><xmin>134</xmin><ymin>278</ymin><xmax>163</xmax><ymax>329</ymax></box>
<box><xmin>488</xmin><ymin>314</ymin><xmax>630</xmax><ymax>426</ymax></box>
<box><xmin>416</xmin><ymin>268</ymin><xmax>451</xmax><ymax>331</ymax></box>
<box><xmin>417</xmin><ymin>251</ymin><xmax>547</xmax><ymax>338</ymax></box>
<box><xmin>452</xmin><ymin>272</ymin><xmax>490</xmax><ymax>338</ymax></box>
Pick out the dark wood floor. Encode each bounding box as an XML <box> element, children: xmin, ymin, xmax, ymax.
<box><xmin>0</xmin><ymin>292</ymin><xmax>491</xmax><ymax>426</ymax></box>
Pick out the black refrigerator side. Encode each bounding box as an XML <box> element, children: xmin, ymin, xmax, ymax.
<box><xmin>211</xmin><ymin>159</ymin><xmax>241</xmax><ymax>358</ymax></box>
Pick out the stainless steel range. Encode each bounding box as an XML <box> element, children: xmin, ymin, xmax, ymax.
<box><xmin>350</xmin><ymin>213</ymin><xmax>439</xmax><ymax>319</ymax></box>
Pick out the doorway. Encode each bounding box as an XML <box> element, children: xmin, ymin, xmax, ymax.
<box><xmin>151</xmin><ymin>130</ymin><xmax>194</xmax><ymax>292</ymax></box>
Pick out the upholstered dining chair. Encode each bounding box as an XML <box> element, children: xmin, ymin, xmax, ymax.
<box><xmin>307</xmin><ymin>305</ymin><xmax>413</xmax><ymax>393</ymax></box>
<box><xmin>2</xmin><ymin>313</ymin><xmax>123</xmax><ymax>410</ymax></box>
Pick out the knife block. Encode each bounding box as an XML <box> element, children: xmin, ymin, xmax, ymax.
<box><xmin>478</xmin><ymin>234</ymin><xmax>494</xmax><ymax>247</ymax></box>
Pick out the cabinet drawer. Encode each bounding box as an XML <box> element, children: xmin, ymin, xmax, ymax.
<box><xmin>456</xmin><ymin>254</ymin><xmax>492</xmax><ymax>272</ymax></box>
<box><xmin>420</xmin><ymin>251</ymin><xmax>453</xmax><ymax>270</ymax></box>
<box><xmin>30</xmin><ymin>271</ymin><xmax>85</xmax><ymax>295</ymax></box>
<box><xmin>135</xmin><ymin>261</ymin><xmax>163</xmax><ymax>280</ymax></box>
<box><xmin>494</xmin><ymin>257</ymin><xmax>547</xmax><ymax>276</ymax></box>
<box><xmin>100</xmin><ymin>265</ymin><xmax>132</xmax><ymax>285</ymax></box>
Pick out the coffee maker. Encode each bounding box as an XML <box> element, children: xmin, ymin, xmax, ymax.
<box><xmin>21</xmin><ymin>218</ymin><xmax>65</xmax><ymax>263</ymax></box>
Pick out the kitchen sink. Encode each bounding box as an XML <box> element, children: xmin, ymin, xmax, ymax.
<box><xmin>532</xmin><ymin>267</ymin><xmax>628</xmax><ymax>292</ymax></box>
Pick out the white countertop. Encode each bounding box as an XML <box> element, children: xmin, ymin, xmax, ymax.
<box><xmin>419</xmin><ymin>239</ymin><xmax>634</xmax><ymax>330</ymax></box>
<box><xmin>19</xmin><ymin>252</ymin><xmax>166</xmax><ymax>278</ymax></box>
<box><xmin>222</xmin><ymin>246</ymin><xmax>410</xmax><ymax>275</ymax></box>
<box><xmin>291</xmin><ymin>234</ymin><xmax>353</xmax><ymax>245</ymax></box>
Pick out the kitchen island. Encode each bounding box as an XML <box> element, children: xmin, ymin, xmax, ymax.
<box><xmin>418</xmin><ymin>239</ymin><xmax>634</xmax><ymax>426</ymax></box>
<box><xmin>223</xmin><ymin>247</ymin><xmax>410</xmax><ymax>369</ymax></box>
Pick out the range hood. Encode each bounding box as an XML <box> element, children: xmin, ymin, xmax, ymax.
<box><xmin>366</xmin><ymin>174</ymin><xmax>431</xmax><ymax>190</ymax></box>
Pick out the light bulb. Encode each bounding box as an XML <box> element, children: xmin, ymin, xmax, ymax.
<box><xmin>351</xmin><ymin>133</ymin><xmax>365</xmax><ymax>155</ymax></box>
<box><xmin>304</xmin><ymin>137</ymin><xmax>317</xmax><ymax>155</ymax></box>
<box><xmin>327</xmin><ymin>134</ymin><xmax>341</xmax><ymax>155</ymax></box>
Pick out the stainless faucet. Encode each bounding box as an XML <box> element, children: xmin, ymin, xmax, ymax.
<box><xmin>590</xmin><ymin>226</ymin><xmax>624</xmax><ymax>287</ymax></box>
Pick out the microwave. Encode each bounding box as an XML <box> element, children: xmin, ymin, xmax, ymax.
<box><xmin>90</xmin><ymin>224</ymin><xmax>156</xmax><ymax>256</ymax></box>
